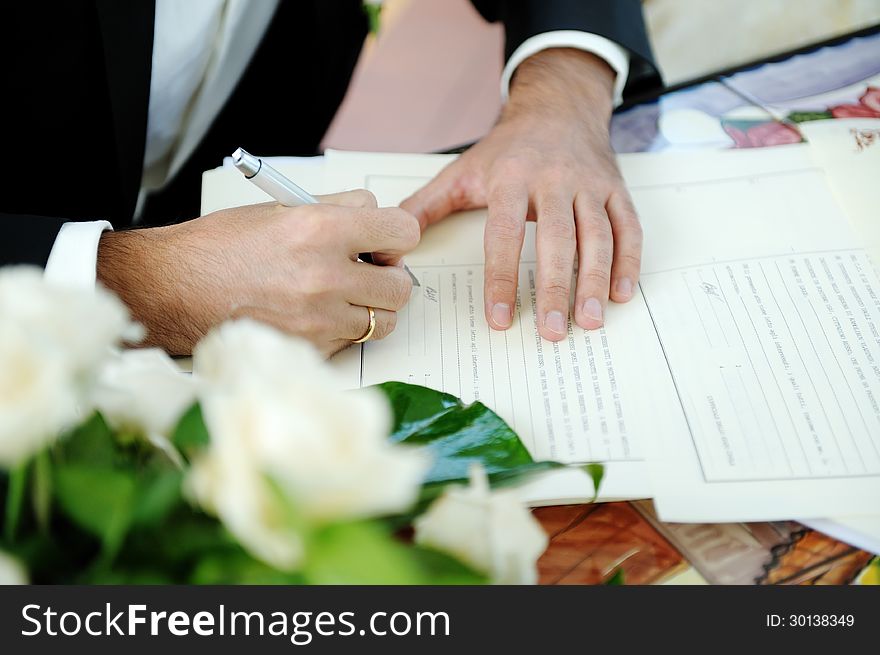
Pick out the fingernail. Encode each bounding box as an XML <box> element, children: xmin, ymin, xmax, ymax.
<box><xmin>582</xmin><ymin>297</ymin><xmax>603</xmax><ymax>322</ymax></box>
<box><xmin>544</xmin><ymin>310</ymin><xmax>567</xmax><ymax>335</ymax></box>
<box><xmin>491</xmin><ymin>303</ymin><xmax>512</xmax><ymax>328</ymax></box>
<box><xmin>615</xmin><ymin>277</ymin><xmax>633</xmax><ymax>299</ymax></box>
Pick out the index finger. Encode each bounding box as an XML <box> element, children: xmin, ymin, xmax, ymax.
<box><xmin>484</xmin><ymin>184</ymin><xmax>528</xmax><ymax>330</ymax></box>
<box><xmin>315</xmin><ymin>189</ymin><xmax>378</xmax><ymax>209</ymax></box>
<box><xmin>343</xmin><ymin>206</ymin><xmax>421</xmax><ymax>260</ymax></box>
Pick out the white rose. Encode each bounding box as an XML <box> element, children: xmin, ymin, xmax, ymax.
<box><xmin>0</xmin><ymin>267</ymin><xmax>137</xmax><ymax>467</ymax></box>
<box><xmin>0</xmin><ymin>550</ymin><xmax>28</xmax><ymax>585</ymax></box>
<box><xmin>187</xmin><ymin>319</ymin><xmax>429</xmax><ymax>570</ymax></box>
<box><xmin>414</xmin><ymin>465</ymin><xmax>549</xmax><ymax>584</ymax></box>
<box><xmin>92</xmin><ymin>348</ymin><xmax>198</xmax><ymax>440</ymax></box>
<box><xmin>0</xmin><ymin>267</ymin><xmax>140</xmax><ymax>374</ymax></box>
<box><xmin>0</xmin><ymin>320</ymin><xmax>79</xmax><ymax>467</ymax></box>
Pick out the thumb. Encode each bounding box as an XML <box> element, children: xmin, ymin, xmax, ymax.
<box><xmin>400</xmin><ymin>162</ymin><xmax>474</xmax><ymax>230</ymax></box>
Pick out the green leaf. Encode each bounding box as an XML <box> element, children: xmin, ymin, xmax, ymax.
<box><xmin>304</xmin><ymin>521</ymin><xmax>487</xmax><ymax>585</ymax></box>
<box><xmin>87</xmin><ymin>568</ymin><xmax>178</xmax><ymax>585</ymax></box>
<box><xmin>4</xmin><ymin>463</ymin><xmax>27</xmax><ymax>542</ymax></box>
<box><xmin>408</xmin><ymin>546</ymin><xmax>488</xmax><ymax>584</ymax></box>
<box><xmin>126</xmin><ymin>514</ymin><xmax>238</xmax><ymax>567</ymax></box>
<box><xmin>53</xmin><ymin>465</ymin><xmax>137</xmax><ymax>558</ymax></box>
<box><xmin>304</xmin><ymin>521</ymin><xmax>427</xmax><ymax>585</ymax></box>
<box><xmin>190</xmin><ymin>550</ymin><xmax>305</xmax><ymax>585</ymax></box>
<box><xmin>131</xmin><ymin>470</ymin><xmax>183</xmax><ymax>527</ymax></box>
<box><xmin>604</xmin><ymin>567</ymin><xmax>625</xmax><ymax>585</ymax></box>
<box><xmin>376</xmin><ymin>382</ymin><xmax>558</xmax><ymax>488</ymax></box>
<box><xmin>57</xmin><ymin>412</ymin><xmax>117</xmax><ymax>466</ymax></box>
<box><xmin>171</xmin><ymin>403</ymin><xmax>210</xmax><ymax>455</ymax></box>
<box><xmin>583</xmin><ymin>463</ymin><xmax>605</xmax><ymax>501</ymax></box>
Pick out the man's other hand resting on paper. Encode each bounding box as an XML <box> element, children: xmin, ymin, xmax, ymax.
<box><xmin>403</xmin><ymin>49</ymin><xmax>643</xmax><ymax>342</ymax></box>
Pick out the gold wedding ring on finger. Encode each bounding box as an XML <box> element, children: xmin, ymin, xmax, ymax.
<box><xmin>352</xmin><ymin>306</ymin><xmax>377</xmax><ymax>343</ymax></box>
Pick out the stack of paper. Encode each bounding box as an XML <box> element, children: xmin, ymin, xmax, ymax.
<box><xmin>201</xmin><ymin>122</ymin><xmax>880</xmax><ymax>554</ymax></box>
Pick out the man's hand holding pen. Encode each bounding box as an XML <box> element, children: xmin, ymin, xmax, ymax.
<box><xmin>97</xmin><ymin>191</ymin><xmax>419</xmax><ymax>357</ymax></box>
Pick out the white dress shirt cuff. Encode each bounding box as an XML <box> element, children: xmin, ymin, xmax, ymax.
<box><xmin>44</xmin><ymin>221</ymin><xmax>113</xmax><ymax>289</ymax></box>
<box><xmin>501</xmin><ymin>30</ymin><xmax>631</xmax><ymax>108</ymax></box>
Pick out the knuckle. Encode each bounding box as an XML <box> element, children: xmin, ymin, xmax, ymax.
<box><xmin>542</xmin><ymin>218</ymin><xmax>576</xmax><ymax>242</ymax></box>
<box><xmin>296</xmin><ymin>266</ymin><xmax>321</xmax><ymax>293</ymax></box>
<box><xmin>542</xmin><ymin>278</ymin><xmax>571</xmax><ymax>299</ymax></box>
<box><xmin>488</xmin><ymin>271</ymin><xmax>518</xmax><ymax>296</ymax></box>
<box><xmin>397</xmin><ymin>210</ymin><xmax>422</xmax><ymax>249</ymax></box>
<box><xmin>626</xmin><ymin>219</ymin><xmax>644</xmax><ymax>239</ymax></box>
<box><xmin>580</xmin><ymin>268</ymin><xmax>611</xmax><ymax>288</ymax></box>
<box><xmin>583</xmin><ymin>220</ymin><xmax>612</xmax><ymax>243</ymax></box>
<box><xmin>381</xmin><ymin>209</ymin><xmax>421</xmax><ymax>249</ymax></box>
<box><xmin>298</xmin><ymin>313</ymin><xmax>326</xmax><ymax>339</ymax></box>
<box><xmin>388</xmin><ymin>273</ymin><xmax>413</xmax><ymax>310</ymax></box>
<box><xmin>616</xmin><ymin>189</ymin><xmax>638</xmax><ymax>210</ymax></box>
<box><xmin>302</xmin><ymin>265</ymin><xmax>337</xmax><ymax>295</ymax></box>
<box><xmin>487</xmin><ymin>214</ymin><xmax>525</xmax><ymax>242</ymax></box>
<box><xmin>294</xmin><ymin>206</ymin><xmax>336</xmax><ymax>244</ymax></box>
<box><xmin>617</xmin><ymin>210</ymin><xmax>643</xmax><ymax>234</ymax></box>
<box><xmin>491</xmin><ymin>154</ymin><xmax>528</xmax><ymax>179</ymax></box>
<box><xmin>375</xmin><ymin>312</ymin><xmax>397</xmax><ymax>340</ymax></box>
<box><xmin>354</xmin><ymin>189</ymin><xmax>378</xmax><ymax>208</ymax></box>
<box><xmin>541</xmin><ymin>165</ymin><xmax>573</xmax><ymax>188</ymax></box>
<box><xmin>615</xmin><ymin>251</ymin><xmax>642</xmax><ymax>269</ymax></box>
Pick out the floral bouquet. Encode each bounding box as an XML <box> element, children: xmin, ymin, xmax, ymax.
<box><xmin>0</xmin><ymin>267</ymin><xmax>594</xmax><ymax>585</ymax></box>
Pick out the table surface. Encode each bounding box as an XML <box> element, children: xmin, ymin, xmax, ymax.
<box><xmin>534</xmin><ymin>27</ymin><xmax>880</xmax><ymax>585</ymax></box>
<box><xmin>533</xmin><ymin>503</ymin><xmax>874</xmax><ymax>585</ymax></box>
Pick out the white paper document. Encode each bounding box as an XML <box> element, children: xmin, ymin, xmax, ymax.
<box><xmin>324</xmin><ymin>151</ymin><xmax>672</xmax><ymax>504</ymax></box>
<box><xmin>628</xmin><ymin>146</ymin><xmax>880</xmax><ymax>521</ymax></box>
<box><xmin>797</xmin><ymin>118</ymin><xmax>880</xmax><ymax>552</ymax></box>
<box><xmin>200</xmin><ymin>145</ymin><xmax>880</xmax><ymax>522</ymax></box>
<box><xmin>324</xmin><ymin>146</ymin><xmax>880</xmax><ymax>520</ymax></box>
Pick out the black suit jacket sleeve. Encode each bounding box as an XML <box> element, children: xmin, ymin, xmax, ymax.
<box><xmin>1</xmin><ymin>1</ymin><xmax>154</xmax><ymax>268</ymax></box>
<box><xmin>0</xmin><ymin>213</ymin><xmax>69</xmax><ymax>267</ymax></box>
<box><xmin>470</xmin><ymin>0</ymin><xmax>660</xmax><ymax>97</ymax></box>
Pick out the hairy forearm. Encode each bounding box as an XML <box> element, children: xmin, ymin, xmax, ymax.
<box><xmin>97</xmin><ymin>227</ymin><xmax>203</xmax><ymax>355</ymax></box>
<box><xmin>504</xmin><ymin>48</ymin><xmax>616</xmax><ymax>126</ymax></box>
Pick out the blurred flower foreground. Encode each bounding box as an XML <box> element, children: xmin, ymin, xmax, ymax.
<box><xmin>0</xmin><ymin>266</ymin><xmax>549</xmax><ymax>585</ymax></box>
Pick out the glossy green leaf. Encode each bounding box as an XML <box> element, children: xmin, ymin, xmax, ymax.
<box><xmin>376</xmin><ymin>382</ymin><xmax>558</xmax><ymax>488</ymax></box>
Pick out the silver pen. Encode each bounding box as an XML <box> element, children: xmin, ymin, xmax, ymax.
<box><xmin>232</xmin><ymin>147</ymin><xmax>419</xmax><ymax>286</ymax></box>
